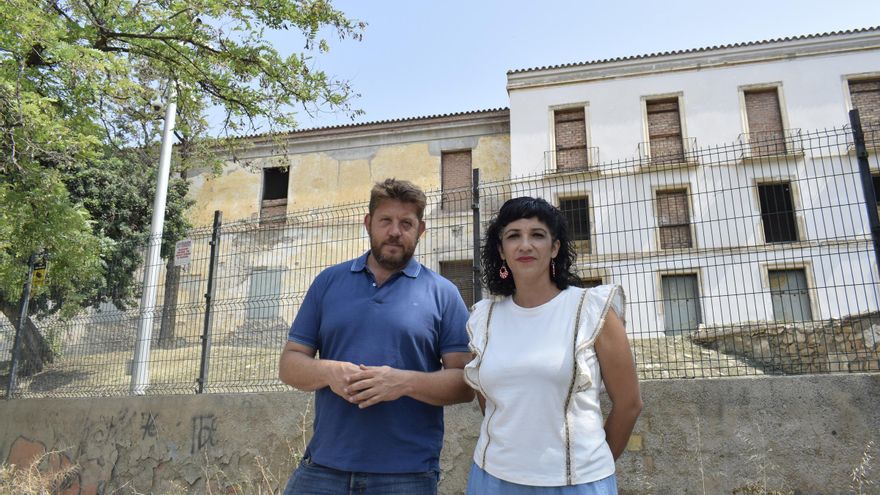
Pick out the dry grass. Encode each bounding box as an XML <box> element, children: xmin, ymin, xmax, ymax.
<box><xmin>6</xmin><ymin>344</ymin><xmax>286</xmax><ymax>397</ymax></box>
<box><xmin>850</xmin><ymin>440</ymin><xmax>876</xmax><ymax>495</ymax></box>
<box><xmin>2</xmin><ymin>336</ymin><xmax>766</xmax><ymax>397</ymax></box>
<box><xmin>0</xmin><ymin>450</ymin><xmax>79</xmax><ymax>495</ymax></box>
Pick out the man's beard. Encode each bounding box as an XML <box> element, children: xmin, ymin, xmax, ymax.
<box><xmin>370</xmin><ymin>237</ymin><xmax>417</xmax><ymax>272</ymax></box>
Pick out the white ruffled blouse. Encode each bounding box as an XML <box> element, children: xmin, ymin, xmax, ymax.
<box><xmin>464</xmin><ymin>284</ymin><xmax>625</xmax><ymax>486</ymax></box>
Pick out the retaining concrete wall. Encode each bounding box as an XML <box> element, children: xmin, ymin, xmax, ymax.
<box><xmin>1</xmin><ymin>374</ymin><xmax>878</xmax><ymax>494</ymax></box>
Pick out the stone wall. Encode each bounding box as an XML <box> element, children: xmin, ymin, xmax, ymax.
<box><xmin>692</xmin><ymin>312</ymin><xmax>880</xmax><ymax>373</ymax></box>
<box><xmin>1</xmin><ymin>374</ymin><xmax>878</xmax><ymax>494</ymax></box>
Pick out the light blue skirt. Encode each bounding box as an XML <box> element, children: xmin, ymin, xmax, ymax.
<box><xmin>466</xmin><ymin>463</ymin><xmax>618</xmax><ymax>495</ymax></box>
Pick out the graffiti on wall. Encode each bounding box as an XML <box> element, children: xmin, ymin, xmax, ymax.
<box><xmin>191</xmin><ymin>414</ymin><xmax>218</xmax><ymax>454</ymax></box>
<box><xmin>140</xmin><ymin>412</ymin><xmax>159</xmax><ymax>439</ymax></box>
<box><xmin>2</xmin><ymin>409</ymin><xmax>226</xmax><ymax>494</ymax></box>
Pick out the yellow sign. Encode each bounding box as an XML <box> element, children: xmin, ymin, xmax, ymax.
<box><xmin>33</xmin><ymin>268</ymin><xmax>47</xmax><ymax>287</ymax></box>
<box><xmin>32</xmin><ymin>259</ymin><xmax>48</xmax><ymax>287</ymax></box>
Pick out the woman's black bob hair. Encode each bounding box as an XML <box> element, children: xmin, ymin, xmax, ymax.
<box><xmin>481</xmin><ymin>196</ymin><xmax>580</xmax><ymax>296</ymax></box>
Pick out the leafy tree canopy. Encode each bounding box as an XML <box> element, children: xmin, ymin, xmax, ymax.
<box><xmin>0</xmin><ymin>0</ymin><xmax>365</xmax><ymax>317</ymax></box>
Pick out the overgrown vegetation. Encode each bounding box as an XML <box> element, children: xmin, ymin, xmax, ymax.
<box><xmin>0</xmin><ymin>0</ymin><xmax>365</xmax><ymax>376</ymax></box>
<box><xmin>0</xmin><ymin>450</ymin><xmax>79</xmax><ymax>495</ymax></box>
<box><xmin>850</xmin><ymin>440</ymin><xmax>876</xmax><ymax>495</ymax></box>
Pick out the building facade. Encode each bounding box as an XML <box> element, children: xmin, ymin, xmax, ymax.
<box><xmin>185</xmin><ymin>28</ymin><xmax>880</xmax><ymax>341</ymax></box>
<box><xmin>180</xmin><ymin>110</ymin><xmax>510</xmax><ymax>340</ymax></box>
<box><xmin>505</xmin><ymin>28</ymin><xmax>880</xmax><ymax>337</ymax></box>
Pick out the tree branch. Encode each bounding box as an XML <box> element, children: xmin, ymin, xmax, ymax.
<box><xmin>103</xmin><ymin>30</ymin><xmax>223</xmax><ymax>55</ymax></box>
<box><xmin>147</xmin><ymin>7</ymin><xmax>193</xmax><ymax>35</ymax></box>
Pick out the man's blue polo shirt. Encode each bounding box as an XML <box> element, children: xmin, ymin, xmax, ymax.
<box><xmin>288</xmin><ymin>251</ymin><xmax>470</xmax><ymax>473</ymax></box>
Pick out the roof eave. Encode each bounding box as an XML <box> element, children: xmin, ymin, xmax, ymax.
<box><xmin>507</xmin><ymin>28</ymin><xmax>880</xmax><ymax>91</ymax></box>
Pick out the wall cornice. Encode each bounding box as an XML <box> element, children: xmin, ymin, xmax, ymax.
<box><xmin>507</xmin><ymin>30</ymin><xmax>880</xmax><ymax>91</ymax></box>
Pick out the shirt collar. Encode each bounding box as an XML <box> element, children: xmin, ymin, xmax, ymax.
<box><xmin>351</xmin><ymin>251</ymin><xmax>422</xmax><ymax>278</ymax></box>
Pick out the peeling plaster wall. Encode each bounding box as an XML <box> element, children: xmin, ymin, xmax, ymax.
<box><xmin>186</xmin><ymin>128</ymin><xmax>511</xmax><ymax>226</ymax></box>
<box><xmin>2</xmin><ymin>374</ymin><xmax>878</xmax><ymax>494</ymax></box>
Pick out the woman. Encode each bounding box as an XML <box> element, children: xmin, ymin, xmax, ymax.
<box><xmin>464</xmin><ymin>197</ymin><xmax>642</xmax><ymax>495</ymax></box>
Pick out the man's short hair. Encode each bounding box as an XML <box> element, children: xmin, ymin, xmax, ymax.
<box><xmin>369</xmin><ymin>178</ymin><xmax>427</xmax><ymax>220</ymax></box>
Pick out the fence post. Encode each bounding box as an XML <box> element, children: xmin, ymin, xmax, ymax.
<box><xmin>849</xmin><ymin>109</ymin><xmax>880</xmax><ymax>285</ymax></box>
<box><xmin>6</xmin><ymin>253</ymin><xmax>36</xmax><ymax>399</ymax></box>
<box><xmin>197</xmin><ymin>210</ymin><xmax>222</xmax><ymax>394</ymax></box>
<box><xmin>472</xmin><ymin>169</ymin><xmax>482</xmax><ymax>304</ymax></box>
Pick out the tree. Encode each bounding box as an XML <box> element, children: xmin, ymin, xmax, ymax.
<box><xmin>0</xmin><ymin>0</ymin><xmax>364</xmax><ymax>375</ymax></box>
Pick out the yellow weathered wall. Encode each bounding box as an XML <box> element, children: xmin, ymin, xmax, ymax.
<box><xmin>186</xmin><ymin>133</ymin><xmax>511</xmax><ymax>227</ymax></box>
<box><xmin>187</xmin><ymin>166</ymin><xmax>262</xmax><ymax>226</ymax></box>
<box><xmin>473</xmin><ymin>134</ymin><xmax>511</xmax><ymax>184</ymax></box>
<box><xmin>287</xmin><ymin>142</ymin><xmax>441</xmax><ymax>211</ymax></box>
<box><xmin>170</xmin><ymin>122</ymin><xmax>512</xmax><ymax>340</ymax></box>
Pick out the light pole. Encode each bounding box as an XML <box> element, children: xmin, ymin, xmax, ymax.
<box><xmin>130</xmin><ymin>88</ymin><xmax>177</xmax><ymax>395</ymax></box>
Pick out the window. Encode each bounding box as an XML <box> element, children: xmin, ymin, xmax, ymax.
<box><xmin>559</xmin><ymin>197</ymin><xmax>590</xmax><ymax>253</ymax></box>
<box><xmin>769</xmin><ymin>269</ymin><xmax>812</xmax><ymax>322</ymax></box>
<box><xmin>656</xmin><ymin>189</ymin><xmax>692</xmax><ymax>249</ymax></box>
<box><xmin>646</xmin><ymin>98</ymin><xmax>684</xmax><ymax>164</ymax></box>
<box><xmin>849</xmin><ymin>78</ymin><xmax>880</xmax><ymax>126</ymax></box>
<box><xmin>744</xmin><ymin>88</ymin><xmax>786</xmax><ymax>156</ymax></box>
<box><xmin>554</xmin><ymin>108</ymin><xmax>588</xmax><ymax>170</ymax></box>
<box><xmin>850</xmin><ymin>78</ymin><xmax>880</xmax><ymax>146</ymax></box>
<box><xmin>758</xmin><ymin>182</ymin><xmax>798</xmax><ymax>243</ymax></box>
<box><xmin>661</xmin><ymin>274</ymin><xmax>702</xmax><ymax>335</ymax></box>
<box><xmin>440</xmin><ymin>260</ymin><xmax>474</xmax><ymax>306</ymax></box>
<box><xmin>261</xmin><ymin>167</ymin><xmax>289</xmax><ymax>223</ymax></box>
<box><xmin>441</xmin><ymin>150</ymin><xmax>472</xmax><ymax>212</ymax></box>
<box><xmin>246</xmin><ymin>269</ymin><xmax>282</xmax><ymax>320</ymax></box>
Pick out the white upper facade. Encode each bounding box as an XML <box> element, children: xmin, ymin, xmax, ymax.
<box><xmin>507</xmin><ymin>28</ymin><xmax>880</xmax><ymax>177</ymax></box>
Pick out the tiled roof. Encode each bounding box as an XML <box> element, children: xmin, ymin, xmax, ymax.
<box><xmin>508</xmin><ymin>26</ymin><xmax>880</xmax><ymax>75</ymax></box>
<box><xmin>232</xmin><ymin>107</ymin><xmax>510</xmax><ymax>142</ymax></box>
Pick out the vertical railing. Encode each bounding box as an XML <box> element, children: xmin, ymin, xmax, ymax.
<box><xmin>850</xmin><ymin>109</ymin><xmax>880</xmax><ymax>285</ymax></box>
<box><xmin>197</xmin><ymin>210</ymin><xmax>222</xmax><ymax>394</ymax></box>
<box><xmin>471</xmin><ymin>169</ymin><xmax>482</xmax><ymax>304</ymax></box>
<box><xmin>8</xmin><ymin>122</ymin><xmax>880</xmax><ymax>398</ymax></box>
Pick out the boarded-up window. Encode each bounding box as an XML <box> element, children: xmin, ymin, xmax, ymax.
<box><xmin>758</xmin><ymin>182</ymin><xmax>798</xmax><ymax>243</ymax></box>
<box><xmin>769</xmin><ymin>269</ymin><xmax>812</xmax><ymax>322</ymax></box>
<box><xmin>850</xmin><ymin>78</ymin><xmax>880</xmax><ymax>147</ymax></box>
<box><xmin>261</xmin><ymin>167</ymin><xmax>289</xmax><ymax>223</ymax></box>
<box><xmin>559</xmin><ymin>197</ymin><xmax>590</xmax><ymax>253</ymax></box>
<box><xmin>661</xmin><ymin>274</ymin><xmax>702</xmax><ymax>335</ymax></box>
<box><xmin>554</xmin><ymin>108</ymin><xmax>588</xmax><ymax>170</ymax></box>
<box><xmin>440</xmin><ymin>260</ymin><xmax>474</xmax><ymax>306</ymax></box>
<box><xmin>745</xmin><ymin>88</ymin><xmax>786</xmax><ymax>156</ymax></box>
<box><xmin>441</xmin><ymin>150</ymin><xmax>472</xmax><ymax>212</ymax></box>
<box><xmin>646</xmin><ymin>98</ymin><xmax>684</xmax><ymax>164</ymax></box>
<box><xmin>656</xmin><ymin>189</ymin><xmax>692</xmax><ymax>249</ymax></box>
<box><xmin>850</xmin><ymin>79</ymin><xmax>880</xmax><ymax>126</ymax></box>
<box><xmin>247</xmin><ymin>269</ymin><xmax>282</xmax><ymax>320</ymax></box>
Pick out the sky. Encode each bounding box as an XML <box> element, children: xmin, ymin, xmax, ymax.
<box><xmin>256</xmin><ymin>0</ymin><xmax>880</xmax><ymax>131</ymax></box>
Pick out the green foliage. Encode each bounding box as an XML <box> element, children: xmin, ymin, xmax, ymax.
<box><xmin>0</xmin><ymin>0</ymin><xmax>364</xmax><ymax>316</ymax></box>
<box><xmin>0</xmin><ymin>165</ymin><xmax>104</xmax><ymax>317</ymax></box>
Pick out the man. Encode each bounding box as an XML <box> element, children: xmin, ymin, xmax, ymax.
<box><xmin>279</xmin><ymin>178</ymin><xmax>474</xmax><ymax>495</ymax></box>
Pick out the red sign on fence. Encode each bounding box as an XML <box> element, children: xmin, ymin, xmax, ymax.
<box><xmin>174</xmin><ymin>239</ymin><xmax>193</xmax><ymax>267</ymax></box>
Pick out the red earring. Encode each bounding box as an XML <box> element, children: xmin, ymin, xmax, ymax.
<box><xmin>499</xmin><ymin>263</ymin><xmax>509</xmax><ymax>280</ymax></box>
